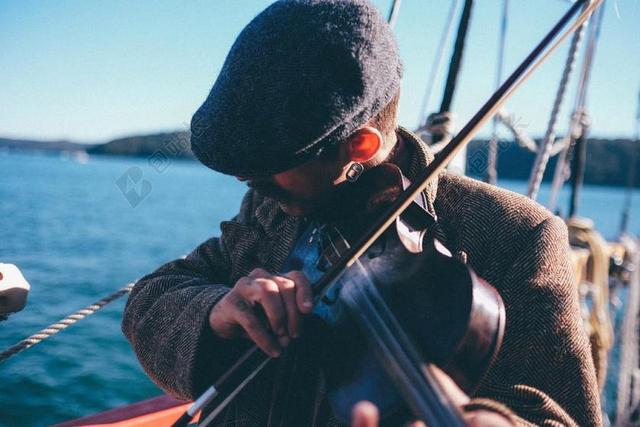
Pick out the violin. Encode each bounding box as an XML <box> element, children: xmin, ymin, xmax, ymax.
<box><xmin>187</xmin><ymin>163</ymin><xmax>505</xmax><ymax>427</ymax></box>
<box><xmin>276</xmin><ymin>163</ymin><xmax>505</xmax><ymax>425</ymax></box>
<box><xmin>172</xmin><ymin>2</ymin><xmax>600</xmax><ymax>425</ymax></box>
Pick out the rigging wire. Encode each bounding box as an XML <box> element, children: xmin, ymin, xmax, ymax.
<box><xmin>417</xmin><ymin>0</ymin><xmax>460</xmax><ymax>128</ymax></box>
<box><xmin>485</xmin><ymin>0</ymin><xmax>509</xmax><ymax>185</ymax></box>
<box><xmin>494</xmin><ymin>109</ymin><xmax>567</xmax><ymax>156</ymax></box>
<box><xmin>548</xmin><ymin>1</ymin><xmax>605</xmax><ymax>212</ymax></box>
<box><xmin>387</xmin><ymin>0</ymin><xmax>402</xmax><ymax>29</ymax></box>
<box><xmin>527</xmin><ymin>1</ymin><xmax>591</xmax><ymax>201</ymax></box>
<box><xmin>437</xmin><ymin>0</ymin><xmax>474</xmax><ymax>117</ymax></box>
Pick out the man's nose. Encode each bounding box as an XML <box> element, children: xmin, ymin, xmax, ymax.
<box><xmin>236</xmin><ymin>176</ymin><xmax>249</xmax><ymax>182</ymax></box>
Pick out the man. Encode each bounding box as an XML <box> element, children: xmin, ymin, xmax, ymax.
<box><xmin>122</xmin><ymin>1</ymin><xmax>601</xmax><ymax>425</ymax></box>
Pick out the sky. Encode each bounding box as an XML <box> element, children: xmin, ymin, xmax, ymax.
<box><xmin>1</xmin><ymin>0</ymin><xmax>638</xmax><ymax>144</ymax></box>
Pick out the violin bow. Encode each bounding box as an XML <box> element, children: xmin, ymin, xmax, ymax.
<box><xmin>174</xmin><ymin>1</ymin><xmax>602</xmax><ymax>425</ymax></box>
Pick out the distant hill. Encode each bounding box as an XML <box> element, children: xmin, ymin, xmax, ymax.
<box><xmin>466</xmin><ymin>138</ymin><xmax>640</xmax><ymax>188</ymax></box>
<box><xmin>0</xmin><ymin>137</ymin><xmax>88</xmax><ymax>153</ymax></box>
<box><xmin>1</xmin><ymin>131</ymin><xmax>638</xmax><ymax>187</ymax></box>
<box><xmin>86</xmin><ymin>131</ymin><xmax>193</xmax><ymax>159</ymax></box>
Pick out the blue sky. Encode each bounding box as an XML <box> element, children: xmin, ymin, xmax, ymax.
<box><xmin>1</xmin><ymin>0</ymin><xmax>638</xmax><ymax>143</ymax></box>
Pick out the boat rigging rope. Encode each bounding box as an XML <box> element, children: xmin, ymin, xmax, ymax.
<box><xmin>416</xmin><ymin>0</ymin><xmax>474</xmax><ymax>161</ymax></box>
<box><xmin>527</xmin><ymin>1</ymin><xmax>590</xmax><ymax>200</ymax></box>
<box><xmin>548</xmin><ymin>1</ymin><xmax>605</xmax><ymax>213</ymax></box>
<box><xmin>494</xmin><ymin>109</ymin><xmax>569</xmax><ymax>156</ymax></box>
<box><xmin>387</xmin><ymin>0</ymin><xmax>402</xmax><ymax>29</ymax></box>
<box><xmin>615</xmin><ymin>242</ymin><xmax>640</xmax><ymax>426</ymax></box>
<box><xmin>438</xmin><ymin>0</ymin><xmax>473</xmax><ymax>118</ymax></box>
<box><xmin>485</xmin><ymin>0</ymin><xmax>509</xmax><ymax>185</ymax></box>
<box><xmin>416</xmin><ymin>0</ymin><xmax>474</xmax><ymax>149</ymax></box>
<box><xmin>619</xmin><ymin>88</ymin><xmax>640</xmax><ymax>235</ymax></box>
<box><xmin>0</xmin><ymin>283</ymin><xmax>134</xmax><ymax>363</ymax></box>
<box><xmin>546</xmin><ymin>113</ymin><xmax>584</xmax><ymax>213</ymax></box>
<box><xmin>417</xmin><ymin>0</ymin><xmax>460</xmax><ymax>128</ymax></box>
<box><xmin>568</xmin><ymin>218</ymin><xmax>615</xmax><ymax>390</ymax></box>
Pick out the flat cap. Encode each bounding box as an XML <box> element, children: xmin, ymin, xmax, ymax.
<box><xmin>191</xmin><ymin>0</ymin><xmax>403</xmax><ymax>176</ymax></box>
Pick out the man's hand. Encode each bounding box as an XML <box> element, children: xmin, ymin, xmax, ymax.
<box><xmin>350</xmin><ymin>367</ymin><xmax>513</xmax><ymax>427</ymax></box>
<box><xmin>209</xmin><ymin>268</ymin><xmax>313</xmax><ymax>357</ymax></box>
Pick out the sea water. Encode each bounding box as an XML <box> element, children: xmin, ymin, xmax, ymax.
<box><xmin>0</xmin><ymin>151</ymin><xmax>638</xmax><ymax>426</ymax></box>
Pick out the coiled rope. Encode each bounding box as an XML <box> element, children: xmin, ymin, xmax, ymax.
<box><xmin>568</xmin><ymin>218</ymin><xmax>614</xmax><ymax>390</ymax></box>
<box><xmin>0</xmin><ymin>283</ymin><xmax>134</xmax><ymax>363</ymax></box>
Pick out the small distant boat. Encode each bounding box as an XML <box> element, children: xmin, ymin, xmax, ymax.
<box><xmin>72</xmin><ymin>151</ymin><xmax>90</xmax><ymax>164</ymax></box>
<box><xmin>60</xmin><ymin>150</ymin><xmax>89</xmax><ymax>164</ymax></box>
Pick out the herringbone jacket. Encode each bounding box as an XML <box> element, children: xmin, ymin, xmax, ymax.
<box><xmin>122</xmin><ymin>127</ymin><xmax>601</xmax><ymax>426</ymax></box>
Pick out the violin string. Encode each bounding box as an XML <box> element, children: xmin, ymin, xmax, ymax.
<box><xmin>327</xmin><ymin>224</ymin><xmax>463</xmax><ymax>426</ymax></box>
<box><xmin>324</xmin><ymin>231</ymin><xmax>457</xmax><ymax>423</ymax></box>
<box><xmin>340</xmin><ymin>272</ymin><xmax>465</xmax><ymax>426</ymax></box>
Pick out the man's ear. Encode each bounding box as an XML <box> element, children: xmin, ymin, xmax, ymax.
<box><xmin>344</xmin><ymin>126</ymin><xmax>383</xmax><ymax>163</ymax></box>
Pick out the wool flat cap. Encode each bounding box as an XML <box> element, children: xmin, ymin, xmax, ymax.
<box><xmin>191</xmin><ymin>0</ymin><xmax>403</xmax><ymax>176</ymax></box>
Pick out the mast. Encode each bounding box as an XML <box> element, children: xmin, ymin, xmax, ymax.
<box><xmin>430</xmin><ymin>0</ymin><xmax>475</xmax><ymax>175</ymax></box>
<box><xmin>387</xmin><ymin>0</ymin><xmax>402</xmax><ymax>29</ymax></box>
<box><xmin>417</xmin><ymin>0</ymin><xmax>459</xmax><ymax>128</ymax></box>
<box><xmin>437</xmin><ymin>0</ymin><xmax>474</xmax><ymax>121</ymax></box>
<box><xmin>568</xmin><ymin>122</ymin><xmax>589</xmax><ymax>217</ymax></box>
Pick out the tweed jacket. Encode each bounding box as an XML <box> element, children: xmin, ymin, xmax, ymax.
<box><xmin>122</xmin><ymin>127</ymin><xmax>601</xmax><ymax>426</ymax></box>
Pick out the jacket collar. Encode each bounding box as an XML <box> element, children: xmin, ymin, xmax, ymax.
<box><xmin>397</xmin><ymin>125</ymin><xmax>439</xmax><ymax>222</ymax></box>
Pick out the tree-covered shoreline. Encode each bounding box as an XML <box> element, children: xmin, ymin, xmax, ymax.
<box><xmin>2</xmin><ymin>133</ymin><xmax>638</xmax><ymax>188</ymax></box>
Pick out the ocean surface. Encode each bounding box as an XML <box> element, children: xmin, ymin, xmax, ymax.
<box><xmin>0</xmin><ymin>151</ymin><xmax>638</xmax><ymax>426</ymax></box>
